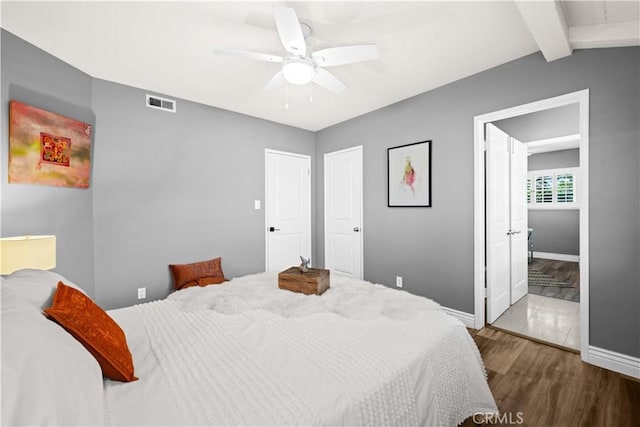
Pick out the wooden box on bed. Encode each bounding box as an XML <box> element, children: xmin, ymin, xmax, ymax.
<box><xmin>278</xmin><ymin>267</ymin><xmax>330</xmax><ymax>295</ymax></box>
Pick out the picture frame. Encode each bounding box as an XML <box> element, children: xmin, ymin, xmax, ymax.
<box><xmin>387</xmin><ymin>140</ymin><xmax>432</xmax><ymax>207</ymax></box>
<box><xmin>9</xmin><ymin>100</ymin><xmax>93</xmax><ymax>189</ymax></box>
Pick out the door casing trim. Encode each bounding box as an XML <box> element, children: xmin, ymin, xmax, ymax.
<box><xmin>473</xmin><ymin>89</ymin><xmax>590</xmax><ymax>361</ymax></box>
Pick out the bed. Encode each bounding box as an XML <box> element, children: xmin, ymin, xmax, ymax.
<box><xmin>2</xmin><ymin>268</ymin><xmax>497</xmax><ymax>426</ymax></box>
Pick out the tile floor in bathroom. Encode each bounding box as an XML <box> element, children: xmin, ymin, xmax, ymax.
<box><xmin>492</xmin><ymin>293</ymin><xmax>580</xmax><ymax>350</ymax></box>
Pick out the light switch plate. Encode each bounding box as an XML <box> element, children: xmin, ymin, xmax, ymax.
<box><xmin>254</xmin><ymin>200</ymin><xmax>261</xmax><ymax>210</ymax></box>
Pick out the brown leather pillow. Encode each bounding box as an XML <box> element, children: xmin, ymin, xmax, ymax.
<box><xmin>169</xmin><ymin>257</ymin><xmax>226</xmax><ymax>290</ymax></box>
<box><xmin>43</xmin><ymin>282</ymin><xmax>138</xmax><ymax>382</ymax></box>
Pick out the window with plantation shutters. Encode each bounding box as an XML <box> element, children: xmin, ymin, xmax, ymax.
<box><xmin>528</xmin><ymin>167</ymin><xmax>579</xmax><ymax>209</ymax></box>
<box><xmin>535</xmin><ymin>175</ymin><xmax>553</xmax><ymax>204</ymax></box>
<box><xmin>556</xmin><ymin>174</ymin><xmax>574</xmax><ymax>203</ymax></box>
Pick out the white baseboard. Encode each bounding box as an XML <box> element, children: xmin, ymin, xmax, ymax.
<box><xmin>587</xmin><ymin>346</ymin><xmax>640</xmax><ymax>379</ymax></box>
<box><xmin>532</xmin><ymin>251</ymin><xmax>580</xmax><ymax>262</ymax></box>
<box><xmin>442</xmin><ymin>306</ymin><xmax>476</xmax><ymax>329</ymax></box>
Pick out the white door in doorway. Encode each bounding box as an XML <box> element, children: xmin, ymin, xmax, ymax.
<box><xmin>265</xmin><ymin>150</ymin><xmax>311</xmax><ymax>273</ymax></box>
<box><xmin>486</xmin><ymin>124</ymin><xmax>511</xmax><ymax>323</ymax></box>
<box><xmin>324</xmin><ymin>146</ymin><xmax>363</xmax><ymax>279</ymax></box>
<box><xmin>510</xmin><ymin>136</ymin><xmax>528</xmax><ymax>304</ymax></box>
<box><xmin>486</xmin><ymin>124</ymin><xmax>529</xmax><ymax>323</ymax></box>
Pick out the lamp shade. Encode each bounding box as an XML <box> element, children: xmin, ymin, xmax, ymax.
<box><xmin>0</xmin><ymin>235</ymin><xmax>56</xmax><ymax>275</ymax></box>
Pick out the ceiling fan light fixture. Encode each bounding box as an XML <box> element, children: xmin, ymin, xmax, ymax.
<box><xmin>216</xmin><ymin>5</ymin><xmax>374</xmax><ymax>94</ymax></box>
<box><xmin>282</xmin><ymin>60</ymin><xmax>314</xmax><ymax>85</ymax></box>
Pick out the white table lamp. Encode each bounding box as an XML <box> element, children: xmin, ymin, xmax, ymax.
<box><xmin>0</xmin><ymin>235</ymin><xmax>57</xmax><ymax>275</ymax></box>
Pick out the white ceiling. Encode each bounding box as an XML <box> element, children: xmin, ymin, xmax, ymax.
<box><xmin>1</xmin><ymin>1</ymin><xmax>638</xmax><ymax>131</ymax></box>
<box><xmin>561</xmin><ymin>0</ymin><xmax>640</xmax><ymax>24</ymax></box>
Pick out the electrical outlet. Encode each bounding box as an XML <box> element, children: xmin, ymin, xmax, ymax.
<box><xmin>137</xmin><ymin>287</ymin><xmax>146</xmax><ymax>300</ymax></box>
<box><xmin>396</xmin><ymin>276</ymin><xmax>403</xmax><ymax>288</ymax></box>
<box><xmin>254</xmin><ymin>200</ymin><xmax>261</xmax><ymax>210</ymax></box>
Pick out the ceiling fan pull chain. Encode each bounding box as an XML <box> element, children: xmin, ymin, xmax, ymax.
<box><xmin>285</xmin><ymin>85</ymin><xmax>289</xmax><ymax>110</ymax></box>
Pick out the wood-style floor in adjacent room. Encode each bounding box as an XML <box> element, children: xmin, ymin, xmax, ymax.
<box><xmin>462</xmin><ymin>327</ymin><xmax>640</xmax><ymax>427</ymax></box>
<box><xmin>530</xmin><ymin>258</ymin><xmax>580</xmax><ymax>289</ymax></box>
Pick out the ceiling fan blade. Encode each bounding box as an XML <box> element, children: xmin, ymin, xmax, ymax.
<box><xmin>312</xmin><ymin>44</ymin><xmax>379</xmax><ymax>67</ymax></box>
<box><xmin>312</xmin><ymin>68</ymin><xmax>347</xmax><ymax>94</ymax></box>
<box><xmin>214</xmin><ymin>49</ymin><xmax>283</xmax><ymax>63</ymax></box>
<box><xmin>266</xmin><ymin>71</ymin><xmax>286</xmax><ymax>91</ymax></box>
<box><xmin>273</xmin><ymin>5</ymin><xmax>307</xmax><ymax>56</ymax></box>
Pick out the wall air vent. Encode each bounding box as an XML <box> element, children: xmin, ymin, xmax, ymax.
<box><xmin>146</xmin><ymin>94</ymin><xmax>176</xmax><ymax>113</ymax></box>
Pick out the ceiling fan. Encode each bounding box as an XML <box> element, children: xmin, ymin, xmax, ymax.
<box><xmin>214</xmin><ymin>5</ymin><xmax>379</xmax><ymax>94</ymax></box>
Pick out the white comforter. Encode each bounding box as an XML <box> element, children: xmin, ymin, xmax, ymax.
<box><xmin>105</xmin><ymin>273</ymin><xmax>497</xmax><ymax>426</ymax></box>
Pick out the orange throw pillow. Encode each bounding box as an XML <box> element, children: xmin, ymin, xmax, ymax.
<box><xmin>43</xmin><ymin>282</ymin><xmax>137</xmax><ymax>382</ymax></box>
<box><xmin>170</xmin><ymin>257</ymin><xmax>226</xmax><ymax>290</ymax></box>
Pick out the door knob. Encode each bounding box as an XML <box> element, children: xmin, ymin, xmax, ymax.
<box><xmin>353</xmin><ymin>227</ymin><xmax>360</xmax><ymax>232</ymax></box>
<box><xmin>268</xmin><ymin>227</ymin><xmax>281</xmax><ymax>232</ymax></box>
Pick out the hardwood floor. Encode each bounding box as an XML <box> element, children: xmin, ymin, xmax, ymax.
<box><xmin>462</xmin><ymin>327</ymin><xmax>640</xmax><ymax>426</ymax></box>
<box><xmin>528</xmin><ymin>258</ymin><xmax>580</xmax><ymax>302</ymax></box>
<box><xmin>530</xmin><ymin>258</ymin><xmax>580</xmax><ymax>288</ymax></box>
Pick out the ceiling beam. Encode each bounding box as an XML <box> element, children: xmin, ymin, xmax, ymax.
<box><xmin>515</xmin><ymin>0</ymin><xmax>572</xmax><ymax>62</ymax></box>
<box><xmin>570</xmin><ymin>20</ymin><xmax>640</xmax><ymax>49</ymax></box>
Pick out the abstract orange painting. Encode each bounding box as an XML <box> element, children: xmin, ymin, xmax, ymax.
<box><xmin>9</xmin><ymin>101</ymin><xmax>92</xmax><ymax>188</ymax></box>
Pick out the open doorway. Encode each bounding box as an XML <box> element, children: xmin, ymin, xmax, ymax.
<box><xmin>473</xmin><ymin>89</ymin><xmax>590</xmax><ymax>360</ymax></box>
<box><xmin>489</xmin><ymin>104</ymin><xmax>581</xmax><ymax>350</ymax></box>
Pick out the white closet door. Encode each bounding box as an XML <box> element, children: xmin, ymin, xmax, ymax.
<box><xmin>324</xmin><ymin>146</ymin><xmax>363</xmax><ymax>279</ymax></box>
<box><xmin>486</xmin><ymin>124</ymin><xmax>511</xmax><ymax>323</ymax></box>
<box><xmin>510</xmin><ymin>137</ymin><xmax>528</xmax><ymax>304</ymax></box>
<box><xmin>265</xmin><ymin>150</ymin><xmax>311</xmax><ymax>273</ymax></box>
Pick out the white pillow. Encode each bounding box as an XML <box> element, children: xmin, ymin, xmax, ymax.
<box><xmin>2</xmin><ymin>268</ymin><xmax>86</xmax><ymax>310</ymax></box>
<box><xmin>1</xmin><ymin>283</ymin><xmax>105</xmax><ymax>426</ymax></box>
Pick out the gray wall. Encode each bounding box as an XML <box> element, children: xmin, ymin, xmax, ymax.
<box><xmin>2</xmin><ymin>28</ymin><xmax>639</xmax><ymax>358</ymax></box>
<box><xmin>1</xmin><ymin>29</ymin><xmax>315</xmax><ymax>309</ymax></box>
<box><xmin>493</xmin><ymin>103</ymin><xmax>579</xmax><ymax>141</ymax></box>
<box><xmin>315</xmin><ymin>47</ymin><xmax>640</xmax><ymax>358</ymax></box>
<box><xmin>528</xmin><ymin>210</ymin><xmax>579</xmax><ymax>255</ymax></box>
<box><xmin>528</xmin><ymin>148</ymin><xmax>579</xmax><ymax>169</ymax></box>
<box><xmin>91</xmin><ymin>80</ymin><xmax>315</xmax><ymax>309</ymax></box>
<box><xmin>1</xmin><ymin>30</ymin><xmax>96</xmax><ymax>297</ymax></box>
<box><xmin>528</xmin><ymin>148</ymin><xmax>580</xmax><ymax>256</ymax></box>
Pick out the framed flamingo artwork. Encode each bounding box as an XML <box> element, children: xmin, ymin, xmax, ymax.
<box><xmin>387</xmin><ymin>140</ymin><xmax>431</xmax><ymax>207</ymax></box>
<box><xmin>9</xmin><ymin>101</ymin><xmax>92</xmax><ymax>188</ymax></box>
